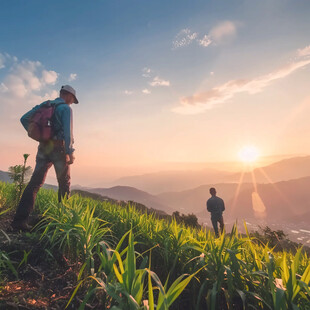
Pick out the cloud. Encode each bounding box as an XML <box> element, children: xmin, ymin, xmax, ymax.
<box><xmin>172</xmin><ymin>28</ymin><xmax>198</xmax><ymax>49</ymax></box>
<box><xmin>198</xmin><ymin>35</ymin><xmax>212</xmax><ymax>47</ymax></box>
<box><xmin>142</xmin><ymin>67</ymin><xmax>151</xmax><ymax>78</ymax></box>
<box><xmin>297</xmin><ymin>46</ymin><xmax>310</xmax><ymax>57</ymax></box>
<box><xmin>1</xmin><ymin>59</ymin><xmax>59</xmax><ymax>98</ymax></box>
<box><xmin>173</xmin><ymin>21</ymin><xmax>237</xmax><ymax>49</ymax></box>
<box><xmin>149</xmin><ymin>76</ymin><xmax>170</xmax><ymax>87</ymax></box>
<box><xmin>42</xmin><ymin>70</ymin><xmax>58</xmax><ymax>85</ymax></box>
<box><xmin>209</xmin><ymin>21</ymin><xmax>237</xmax><ymax>44</ymax></box>
<box><xmin>69</xmin><ymin>73</ymin><xmax>77</xmax><ymax>81</ymax></box>
<box><xmin>142</xmin><ymin>89</ymin><xmax>151</xmax><ymax>94</ymax></box>
<box><xmin>0</xmin><ymin>53</ymin><xmax>60</xmax><ymax>114</ymax></box>
<box><xmin>173</xmin><ymin>46</ymin><xmax>310</xmax><ymax>114</ymax></box>
<box><xmin>124</xmin><ymin>90</ymin><xmax>133</xmax><ymax>95</ymax></box>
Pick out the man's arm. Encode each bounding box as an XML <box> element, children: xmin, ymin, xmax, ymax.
<box><xmin>221</xmin><ymin>199</ymin><xmax>225</xmax><ymax>212</ymax></box>
<box><xmin>60</xmin><ymin>106</ymin><xmax>75</xmax><ymax>163</ymax></box>
<box><xmin>206</xmin><ymin>200</ymin><xmax>212</xmax><ymax>212</ymax></box>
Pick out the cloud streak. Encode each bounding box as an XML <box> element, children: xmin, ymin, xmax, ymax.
<box><xmin>173</xmin><ymin>21</ymin><xmax>237</xmax><ymax>49</ymax></box>
<box><xmin>173</xmin><ymin>29</ymin><xmax>198</xmax><ymax>49</ymax></box>
<box><xmin>149</xmin><ymin>76</ymin><xmax>170</xmax><ymax>87</ymax></box>
<box><xmin>173</xmin><ymin>47</ymin><xmax>310</xmax><ymax>114</ymax></box>
<box><xmin>298</xmin><ymin>46</ymin><xmax>310</xmax><ymax>57</ymax></box>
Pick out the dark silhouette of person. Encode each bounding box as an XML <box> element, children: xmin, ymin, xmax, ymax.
<box><xmin>11</xmin><ymin>85</ymin><xmax>78</xmax><ymax>231</ymax></box>
<box><xmin>206</xmin><ymin>187</ymin><xmax>225</xmax><ymax>237</ymax></box>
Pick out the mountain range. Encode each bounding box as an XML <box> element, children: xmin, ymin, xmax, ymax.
<box><xmin>1</xmin><ymin>156</ymin><xmax>310</xmax><ymax>228</ymax></box>
<box><xmin>111</xmin><ymin>156</ymin><xmax>310</xmax><ymax>194</ymax></box>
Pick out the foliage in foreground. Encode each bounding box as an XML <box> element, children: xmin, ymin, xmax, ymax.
<box><xmin>0</xmin><ymin>181</ymin><xmax>310</xmax><ymax>309</ymax></box>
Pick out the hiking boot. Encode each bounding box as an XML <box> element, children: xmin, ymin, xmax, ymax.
<box><xmin>11</xmin><ymin>220</ymin><xmax>32</xmax><ymax>232</ymax></box>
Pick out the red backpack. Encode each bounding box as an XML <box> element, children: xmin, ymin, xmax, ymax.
<box><xmin>27</xmin><ymin>101</ymin><xmax>56</xmax><ymax>142</ymax></box>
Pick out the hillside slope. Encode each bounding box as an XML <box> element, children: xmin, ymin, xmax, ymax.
<box><xmin>76</xmin><ymin>185</ymin><xmax>173</xmax><ymax>214</ymax></box>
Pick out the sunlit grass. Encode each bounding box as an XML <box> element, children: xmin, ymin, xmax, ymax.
<box><xmin>1</xmin><ymin>181</ymin><xmax>309</xmax><ymax>309</ymax></box>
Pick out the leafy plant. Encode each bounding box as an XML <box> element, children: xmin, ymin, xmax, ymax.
<box><xmin>0</xmin><ymin>250</ymin><xmax>18</xmax><ymax>279</ymax></box>
<box><xmin>8</xmin><ymin>154</ymin><xmax>32</xmax><ymax>207</ymax></box>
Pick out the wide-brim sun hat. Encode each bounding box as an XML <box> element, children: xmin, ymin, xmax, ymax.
<box><xmin>61</xmin><ymin>85</ymin><xmax>79</xmax><ymax>104</ymax></box>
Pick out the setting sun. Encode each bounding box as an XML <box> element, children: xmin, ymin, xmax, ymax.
<box><xmin>238</xmin><ymin>146</ymin><xmax>260</xmax><ymax>163</ymax></box>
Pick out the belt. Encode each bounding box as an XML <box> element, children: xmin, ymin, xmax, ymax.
<box><xmin>39</xmin><ymin>140</ymin><xmax>64</xmax><ymax>147</ymax></box>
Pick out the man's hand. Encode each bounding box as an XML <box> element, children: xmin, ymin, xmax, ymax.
<box><xmin>66</xmin><ymin>153</ymin><xmax>75</xmax><ymax>165</ymax></box>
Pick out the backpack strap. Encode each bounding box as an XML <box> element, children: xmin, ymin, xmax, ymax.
<box><xmin>51</xmin><ymin>101</ymin><xmax>66</xmax><ymax>139</ymax></box>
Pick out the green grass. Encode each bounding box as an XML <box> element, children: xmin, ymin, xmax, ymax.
<box><xmin>1</xmin><ymin>181</ymin><xmax>310</xmax><ymax>309</ymax></box>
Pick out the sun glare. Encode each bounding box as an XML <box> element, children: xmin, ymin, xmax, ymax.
<box><xmin>238</xmin><ymin>146</ymin><xmax>259</xmax><ymax>163</ymax></box>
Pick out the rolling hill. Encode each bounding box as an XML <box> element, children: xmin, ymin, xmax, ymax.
<box><xmin>74</xmin><ymin>185</ymin><xmax>173</xmax><ymax>214</ymax></box>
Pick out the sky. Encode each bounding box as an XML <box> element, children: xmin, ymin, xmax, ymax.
<box><xmin>1</xmin><ymin>0</ymin><xmax>310</xmax><ymax>186</ymax></box>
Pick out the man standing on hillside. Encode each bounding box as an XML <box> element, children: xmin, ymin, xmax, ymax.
<box><xmin>206</xmin><ymin>187</ymin><xmax>225</xmax><ymax>237</ymax></box>
<box><xmin>11</xmin><ymin>85</ymin><xmax>78</xmax><ymax>231</ymax></box>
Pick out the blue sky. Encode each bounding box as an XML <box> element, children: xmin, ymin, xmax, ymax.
<box><xmin>1</xmin><ymin>0</ymin><xmax>310</xmax><ymax>185</ymax></box>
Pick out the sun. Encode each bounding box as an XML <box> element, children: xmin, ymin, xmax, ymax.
<box><xmin>238</xmin><ymin>146</ymin><xmax>260</xmax><ymax>163</ymax></box>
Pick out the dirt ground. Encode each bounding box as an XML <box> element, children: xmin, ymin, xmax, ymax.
<box><xmin>0</xmin><ymin>211</ymin><xmax>87</xmax><ymax>310</ymax></box>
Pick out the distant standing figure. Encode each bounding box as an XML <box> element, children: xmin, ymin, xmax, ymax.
<box><xmin>11</xmin><ymin>85</ymin><xmax>78</xmax><ymax>231</ymax></box>
<box><xmin>206</xmin><ymin>187</ymin><xmax>225</xmax><ymax>237</ymax></box>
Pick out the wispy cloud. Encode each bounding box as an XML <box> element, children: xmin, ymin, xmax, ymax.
<box><xmin>172</xmin><ymin>29</ymin><xmax>198</xmax><ymax>49</ymax></box>
<box><xmin>142</xmin><ymin>67</ymin><xmax>152</xmax><ymax>78</ymax></box>
<box><xmin>297</xmin><ymin>46</ymin><xmax>310</xmax><ymax>57</ymax></box>
<box><xmin>69</xmin><ymin>73</ymin><xmax>77</xmax><ymax>81</ymax></box>
<box><xmin>198</xmin><ymin>35</ymin><xmax>212</xmax><ymax>47</ymax></box>
<box><xmin>149</xmin><ymin>76</ymin><xmax>170</xmax><ymax>87</ymax></box>
<box><xmin>142</xmin><ymin>88</ymin><xmax>151</xmax><ymax>94</ymax></box>
<box><xmin>173</xmin><ymin>21</ymin><xmax>237</xmax><ymax>49</ymax></box>
<box><xmin>124</xmin><ymin>90</ymin><xmax>133</xmax><ymax>95</ymax></box>
<box><xmin>173</xmin><ymin>46</ymin><xmax>310</xmax><ymax>114</ymax></box>
<box><xmin>209</xmin><ymin>21</ymin><xmax>237</xmax><ymax>45</ymax></box>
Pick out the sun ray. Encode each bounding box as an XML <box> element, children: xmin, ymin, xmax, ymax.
<box><xmin>231</xmin><ymin>167</ymin><xmax>246</xmax><ymax>212</ymax></box>
<box><xmin>258</xmin><ymin>167</ymin><xmax>293</xmax><ymax>210</ymax></box>
<box><xmin>250</xmin><ymin>167</ymin><xmax>267</xmax><ymax>219</ymax></box>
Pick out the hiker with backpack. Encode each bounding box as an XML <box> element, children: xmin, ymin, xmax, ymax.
<box><xmin>11</xmin><ymin>85</ymin><xmax>78</xmax><ymax>231</ymax></box>
<box><xmin>206</xmin><ymin>187</ymin><xmax>225</xmax><ymax>237</ymax></box>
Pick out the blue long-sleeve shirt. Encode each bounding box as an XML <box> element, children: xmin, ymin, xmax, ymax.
<box><xmin>20</xmin><ymin>97</ymin><xmax>75</xmax><ymax>154</ymax></box>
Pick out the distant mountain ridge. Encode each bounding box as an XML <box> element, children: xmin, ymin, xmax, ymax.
<box><xmin>112</xmin><ymin>168</ymin><xmax>234</xmax><ymax>194</ymax></box>
<box><xmin>230</xmin><ymin>156</ymin><xmax>310</xmax><ymax>184</ymax></box>
<box><xmin>110</xmin><ymin>156</ymin><xmax>310</xmax><ymax>194</ymax></box>
<box><xmin>0</xmin><ymin>171</ymin><xmax>10</xmax><ymax>183</ymax></box>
